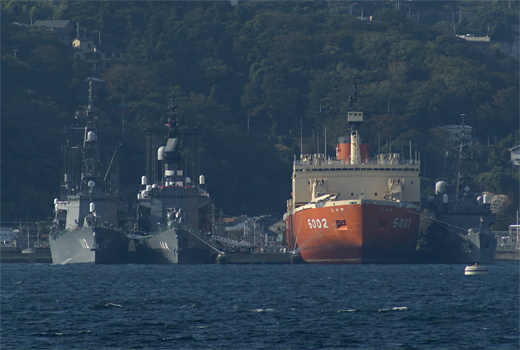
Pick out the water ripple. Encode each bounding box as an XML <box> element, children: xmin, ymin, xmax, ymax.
<box><xmin>1</xmin><ymin>263</ymin><xmax>518</xmax><ymax>349</ymax></box>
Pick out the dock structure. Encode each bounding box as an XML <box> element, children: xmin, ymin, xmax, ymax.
<box><xmin>0</xmin><ymin>247</ymin><xmax>52</xmax><ymax>263</ymax></box>
<box><xmin>216</xmin><ymin>252</ymin><xmax>303</xmax><ymax>264</ymax></box>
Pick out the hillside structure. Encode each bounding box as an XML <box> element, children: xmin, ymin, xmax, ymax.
<box><xmin>33</xmin><ymin>20</ymin><xmax>74</xmax><ymax>43</ymax></box>
<box><xmin>72</xmin><ymin>37</ymin><xmax>125</xmax><ymax>72</ymax></box>
<box><xmin>33</xmin><ymin>20</ymin><xmax>124</xmax><ymax>73</ymax></box>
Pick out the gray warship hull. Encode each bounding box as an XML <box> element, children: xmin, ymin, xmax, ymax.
<box><xmin>417</xmin><ymin>231</ymin><xmax>497</xmax><ymax>264</ymax></box>
<box><xmin>127</xmin><ymin>227</ymin><xmax>217</xmax><ymax>264</ymax></box>
<box><xmin>50</xmin><ymin>227</ymin><xmax>130</xmax><ymax>264</ymax></box>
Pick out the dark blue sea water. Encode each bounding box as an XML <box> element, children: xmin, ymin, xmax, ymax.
<box><xmin>1</xmin><ymin>262</ymin><xmax>518</xmax><ymax>350</ymax></box>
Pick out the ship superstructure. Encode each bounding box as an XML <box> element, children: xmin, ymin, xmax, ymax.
<box><xmin>418</xmin><ymin>118</ymin><xmax>497</xmax><ymax>263</ymax></box>
<box><xmin>128</xmin><ymin>93</ymin><xmax>220</xmax><ymax>264</ymax></box>
<box><xmin>50</xmin><ymin>78</ymin><xmax>128</xmax><ymax>264</ymax></box>
<box><xmin>285</xmin><ymin>82</ymin><xmax>421</xmax><ymax>263</ymax></box>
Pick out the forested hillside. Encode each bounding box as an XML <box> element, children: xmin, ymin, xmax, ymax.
<box><xmin>1</xmin><ymin>1</ymin><xmax>518</xmax><ymax>229</ymax></box>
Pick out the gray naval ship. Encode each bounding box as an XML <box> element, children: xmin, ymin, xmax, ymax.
<box><xmin>127</xmin><ymin>93</ymin><xmax>222</xmax><ymax>264</ymax></box>
<box><xmin>417</xmin><ymin>181</ymin><xmax>497</xmax><ymax>264</ymax></box>
<box><xmin>50</xmin><ymin>78</ymin><xmax>129</xmax><ymax>264</ymax></box>
<box><xmin>417</xmin><ymin>119</ymin><xmax>497</xmax><ymax>264</ymax></box>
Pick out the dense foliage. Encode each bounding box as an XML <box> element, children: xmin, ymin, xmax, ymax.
<box><xmin>1</xmin><ymin>1</ymin><xmax>518</xmax><ymax>229</ymax></box>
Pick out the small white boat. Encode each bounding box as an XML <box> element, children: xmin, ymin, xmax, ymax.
<box><xmin>465</xmin><ymin>263</ymin><xmax>489</xmax><ymax>275</ymax></box>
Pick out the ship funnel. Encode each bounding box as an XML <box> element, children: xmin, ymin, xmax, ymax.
<box><xmin>199</xmin><ymin>175</ymin><xmax>205</xmax><ymax>185</ymax></box>
<box><xmin>141</xmin><ymin>176</ymin><xmax>148</xmax><ymax>186</ymax></box>
<box><xmin>157</xmin><ymin>146</ymin><xmax>165</xmax><ymax>161</ymax></box>
<box><xmin>336</xmin><ymin>138</ymin><xmax>368</xmax><ymax>163</ymax></box>
<box><xmin>146</xmin><ymin>185</ymin><xmax>152</xmax><ymax>192</ymax></box>
<box><xmin>338</xmin><ymin>136</ymin><xmax>349</xmax><ymax>144</ymax></box>
<box><xmin>483</xmin><ymin>194</ymin><xmax>490</xmax><ymax>204</ymax></box>
<box><xmin>90</xmin><ymin>202</ymin><xmax>96</xmax><ymax>213</ymax></box>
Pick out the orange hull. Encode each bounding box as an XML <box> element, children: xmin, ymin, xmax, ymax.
<box><xmin>286</xmin><ymin>202</ymin><xmax>419</xmax><ymax>264</ymax></box>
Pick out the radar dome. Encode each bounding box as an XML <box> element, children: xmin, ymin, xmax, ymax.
<box><xmin>435</xmin><ymin>181</ymin><xmax>446</xmax><ymax>195</ymax></box>
<box><xmin>158</xmin><ymin>146</ymin><xmax>165</xmax><ymax>161</ymax></box>
<box><xmin>87</xmin><ymin>131</ymin><xmax>97</xmax><ymax>142</ymax></box>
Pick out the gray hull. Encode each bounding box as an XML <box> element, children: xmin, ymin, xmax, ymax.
<box><xmin>50</xmin><ymin>227</ymin><xmax>130</xmax><ymax>264</ymax></box>
<box><xmin>128</xmin><ymin>227</ymin><xmax>217</xmax><ymax>264</ymax></box>
<box><xmin>417</xmin><ymin>232</ymin><xmax>497</xmax><ymax>264</ymax></box>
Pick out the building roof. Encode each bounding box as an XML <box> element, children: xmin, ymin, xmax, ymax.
<box><xmin>457</xmin><ymin>34</ymin><xmax>491</xmax><ymax>42</ymax></box>
<box><xmin>443</xmin><ymin>124</ymin><xmax>474</xmax><ymax>130</ymax></box>
<box><xmin>33</xmin><ymin>20</ymin><xmax>72</xmax><ymax>30</ymax></box>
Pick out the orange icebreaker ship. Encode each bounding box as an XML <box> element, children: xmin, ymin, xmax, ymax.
<box><xmin>284</xmin><ymin>95</ymin><xmax>420</xmax><ymax>264</ymax></box>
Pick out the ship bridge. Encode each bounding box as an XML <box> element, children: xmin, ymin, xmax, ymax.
<box><xmin>291</xmin><ymin>153</ymin><xmax>420</xmax><ymax>208</ymax></box>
